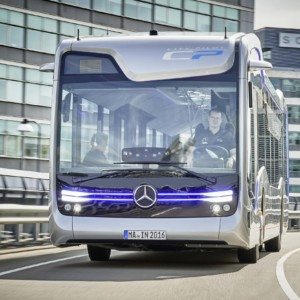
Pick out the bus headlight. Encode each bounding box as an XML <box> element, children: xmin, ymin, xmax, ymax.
<box><xmin>223</xmin><ymin>204</ymin><xmax>231</xmax><ymax>212</ymax></box>
<box><xmin>212</xmin><ymin>204</ymin><xmax>221</xmax><ymax>214</ymax></box>
<box><xmin>64</xmin><ymin>204</ymin><xmax>72</xmax><ymax>212</ymax></box>
<box><xmin>73</xmin><ymin>204</ymin><xmax>82</xmax><ymax>213</ymax></box>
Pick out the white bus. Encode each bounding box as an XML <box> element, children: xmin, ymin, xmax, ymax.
<box><xmin>46</xmin><ymin>32</ymin><xmax>289</xmax><ymax>263</ymax></box>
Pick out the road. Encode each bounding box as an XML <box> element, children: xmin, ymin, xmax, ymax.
<box><xmin>0</xmin><ymin>232</ymin><xmax>299</xmax><ymax>300</ymax></box>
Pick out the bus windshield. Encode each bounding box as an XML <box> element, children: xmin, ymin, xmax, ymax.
<box><xmin>58</xmin><ymin>53</ymin><xmax>238</xmax><ymax>175</ymax></box>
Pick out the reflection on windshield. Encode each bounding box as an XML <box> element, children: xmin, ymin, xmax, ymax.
<box><xmin>59</xmin><ymin>78</ymin><xmax>237</xmax><ymax>175</ymax></box>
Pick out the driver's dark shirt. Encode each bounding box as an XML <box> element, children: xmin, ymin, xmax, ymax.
<box><xmin>195</xmin><ymin>127</ymin><xmax>235</xmax><ymax>151</ymax></box>
<box><xmin>83</xmin><ymin>149</ymin><xmax>108</xmax><ymax>166</ymax></box>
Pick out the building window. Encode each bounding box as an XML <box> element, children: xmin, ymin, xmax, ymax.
<box><xmin>0</xmin><ymin>24</ymin><xmax>25</xmax><ymax>48</ymax></box>
<box><xmin>92</xmin><ymin>27</ymin><xmax>107</xmax><ymax>37</ymax></box>
<box><xmin>63</xmin><ymin>0</ymin><xmax>91</xmax><ymax>9</ymax></box>
<box><xmin>25</xmin><ymin>69</ymin><xmax>53</xmax><ymax>85</ymax></box>
<box><xmin>262</xmin><ymin>48</ymin><xmax>272</xmax><ymax>60</ymax></box>
<box><xmin>155</xmin><ymin>0</ymin><xmax>182</xmax><ymax>9</ymax></box>
<box><xmin>213</xmin><ymin>5</ymin><xmax>239</xmax><ymax>20</ymax></box>
<box><xmin>93</xmin><ymin>0</ymin><xmax>122</xmax><ymax>15</ymax></box>
<box><xmin>60</xmin><ymin>22</ymin><xmax>90</xmax><ymax>37</ymax></box>
<box><xmin>0</xmin><ymin>7</ymin><xmax>123</xmax><ymax>55</ymax></box>
<box><xmin>0</xmin><ymin>63</ymin><xmax>53</xmax><ymax>105</ymax></box>
<box><xmin>289</xmin><ymin>131</ymin><xmax>300</xmax><ymax>151</ymax></box>
<box><xmin>124</xmin><ymin>0</ymin><xmax>152</xmax><ymax>22</ymax></box>
<box><xmin>0</xmin><ymin>8</ymin><xmax>24</xmax><ymax>26</ymax></box>
<box><xmin>184</xmin><ymin>12</ymin><xmax>210</xmax><ymax>31</ymax></box>
<box><xmin>290</xmin><ymin>185</ymin><xmax>300</xmax><ymax>193</ymax></box>
<box><xmin>211</xmin><ymin>5</ymin><xmax>239</xmax><ymax>32</ymax></box>
<box><xmin>0</xmin><ymin>119</ymin><xmax>50</xmax><ymax>159</ymax></box>
<box><xmin>269</xmin><ymin>78</ymin><xmax>300</xmax><ymax>98</ymax></box>
<box><xmin>25</xmin><ymin>83</ymin><xmax>52</xmax><ymax>107</ymax></box>
<box><xmin>212</xmin><ymin>17</ymin><xmax>238</xmax><ymax>32</ymax></box>
<box><xmin>282</xmin><ymin>79</ymin><xmax>300</xmax><ymax>98</ymax></box>
<box><xmin>0</xmin><ymin>64</ymin><xmax>23</xmax><ymax>81</ymax></box>
<box><xmin>155</xmin><ymin>6</ymin><xmax>181</xmax><ymax>27</ymax></box>
<box><xmin>27</xmin><ymin>29</ymin><xmax>57</xmax><ymax>54</ymax></box>
<box><xmin>0</xmin><ymin>120</ymin><xmax>22</xmax><ymax>157</ymax></box>
<box><xmin>27</xmin><ymin>15</ymin><xmax>58</xmax><ymax>33</ymax></box>
<box><xmin>288</xmin><ymin>106</ymin><xmax>300</xmax><ymax>124</ymax></box>
<box><xmin>184</xmin><ymin>0</ymin><xmax>210</xmax><ymax>14</ymax></box>
<box><xmin>0</xmin><ymin>79</ymin><xmax>23</xmax><ymax>103</ymax></box>
<box><xmin>289</xmin><ymin>160</ymin><xmax>300</xmax><ymax>177</ymax></box>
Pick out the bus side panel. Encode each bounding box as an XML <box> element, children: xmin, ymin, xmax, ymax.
<box><xmin>219</xmin><ymin>193</ymin><xmax>251</xmax><ymax>248</ymax></box>
<box><xmin>49</xmin><ymin>192</ymin><xmax>74</xmax><ymax>246</ymax></box>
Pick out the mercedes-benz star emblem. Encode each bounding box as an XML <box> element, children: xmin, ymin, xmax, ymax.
<box><xmin>133</xmin><ymin>185</ymin><xmax>157</xmax><ymax>209</ymax></box>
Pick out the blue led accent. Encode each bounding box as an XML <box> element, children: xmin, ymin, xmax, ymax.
<box><xmin>60</xmin><ymin>188</ymin><xmax>233</xmax><ymax>204</ymax></box>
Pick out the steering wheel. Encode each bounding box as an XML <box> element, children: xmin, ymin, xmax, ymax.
<box><xmin>194</xmin><ymin>145</ymin><xmax>229</xmax><ymax>160</ymax></box>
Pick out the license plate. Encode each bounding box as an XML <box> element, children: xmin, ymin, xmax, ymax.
<box><xmin>124</xmin><ymin>230</ymin><xmax>167</xmax><ymax>240</ymax></box>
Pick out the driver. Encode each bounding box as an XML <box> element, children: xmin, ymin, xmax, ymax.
<box><xmin>194</xmin><ymin>108</ymin><xmax>236</xmax><ymax>167</ymax></box>
<box><xmin>83</xmin><ymin>132</ymin><xmax>108</xmax><ymax>166</ymax></box>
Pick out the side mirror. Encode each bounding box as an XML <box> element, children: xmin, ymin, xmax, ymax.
<box><xmin>39</xmin><ymin>62</ymin><xmax>54</xmax><ymax>72</ymax></box>
<box><xmin>248</xmin><ymin>59</ymin><xmax>272</xmax><ymax>71</ymax></box>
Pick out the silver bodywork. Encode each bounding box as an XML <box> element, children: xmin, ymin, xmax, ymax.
<box><xmin>49</xmin><ymin>32</ymin><xmax>289</xmax><ymax>249</ymax></box>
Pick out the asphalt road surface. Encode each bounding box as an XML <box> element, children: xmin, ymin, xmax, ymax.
<box><xmin>0</xmin><ymin>232</ymin><xmax>299</xmax><ymax>300</ymax></box>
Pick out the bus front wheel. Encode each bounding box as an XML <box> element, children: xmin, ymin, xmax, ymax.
<box><xmin>87</xmin><ymin>245</ymin><xmax>111</xmax><ymax>261</ymax></box>
<box><xmin>237</xmin><ymin>245</ymin><xmax>259</xmax><ymax>263</ymax></box>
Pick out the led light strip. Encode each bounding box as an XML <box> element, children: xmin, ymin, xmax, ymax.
<box><xmin>158</xmin><ymin>190</ymin><xmax>233</xmax><ymax>197</ymax></box>
<box><xmin>61</xmin><ymin>190</ymin><xmax>233</xmax><ymax>203</ymax></box>
<box><xmin>157</xmin><ymin>196</ymin><xmax>233</xmax><ymax>203</ymax></box>
<box><xmin>61</xmin><ymin>195</ymin><xmax>133</xmax><ymax>203</ymax></box>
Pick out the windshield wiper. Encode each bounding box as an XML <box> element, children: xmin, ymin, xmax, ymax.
<box><xmin>114</xmin><ymin>161</ymin><xmax>186</xmax><ymax>165</ymax></box>
<box><xmin>61</xmin><ymin>162</ymin><xmax>216</xmax><ymax>185</ymax></box>
<box><xmin>114</xmin><ymin>161</ymin><xmax>216</xmax><ymax>184</ymax></box>
<box><xmin>62</xmin><ymin>169</ymin><xmax>130</xmax><ymax>184</ymax></box>
<box><xmin>61</xmin><ymin>172</ymin><xmax>89</xmax><ymax>177</ymax></box>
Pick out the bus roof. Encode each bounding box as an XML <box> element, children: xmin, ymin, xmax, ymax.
<box><xmin>56</xmin><ymin>32</ymin><xmax>245</xmax><ymax>81</ymax></box>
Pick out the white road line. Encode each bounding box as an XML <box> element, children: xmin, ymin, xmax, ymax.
<box><xmin>276</xmin><ymin>248</ymin><xmax>300</xmax><ymax>300</ymax></box>
<box><xmin>0</xmin><ymin>254</ymin><xmax>86</xmax><ymax>277</ymax></box>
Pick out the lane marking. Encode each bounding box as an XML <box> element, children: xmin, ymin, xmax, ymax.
<box><xmin>0</xmin><ymin>254</ymin><xmax>86</xmax><ymax>277</ymax></box>
<box><xmin>276</xmin><ymin>248</ymin><xmax>300</xmax><ymax>300</ymax></box>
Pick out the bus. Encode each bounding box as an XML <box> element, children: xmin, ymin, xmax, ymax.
<box><xmin>45</xmin><ymin>32</ymin><xmax>289</xmax><ymax>263</ymax></box>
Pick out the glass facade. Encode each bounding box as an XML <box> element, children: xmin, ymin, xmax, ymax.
<box><xmin>0</xmin><ymin>63</ymin><xmax>52</xmax><ymax>106</ymax></box>
<box><xmin>56</xmin><ymin>0</ymin><xmax>241</xmax><ymax>31</ymax></box>
<box><xmin>290</xmin><ymin>185</ymin><xmax>300</xmax><ymax>193</ymax></box>
<box><xmin>288</xmin><ymin>106</ymin><xmax>300</xmax><ymax>124</ymax></box>
<box><xmin>0</xmin><ymin>119</ymin><xmax>50</xmax><ymax>160</ymax></box>
<box><xmin>290</xmin><ymin>160</ymin><xmax>300</xmax><ymax>177</ymax></box>
<box><xmin>0</xmin><ymin>7</ymin><xmax>123</xmax><ymax>54</ymax></box>
<box><xmin>270</xmin><ymin>77</ymin><xmax>300</xmax><ymax>98</ymax></box>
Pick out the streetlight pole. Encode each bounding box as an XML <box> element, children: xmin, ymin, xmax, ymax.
<box><xmin>18</xmin><ymin>118</ymin><xmax>41</xmax><ymax>173</ymax></box>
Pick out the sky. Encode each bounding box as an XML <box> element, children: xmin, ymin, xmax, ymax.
<box><xmin>254</xmin><ymin>0</ymin><xmax>300</xmax><ymax>30</ymax></box>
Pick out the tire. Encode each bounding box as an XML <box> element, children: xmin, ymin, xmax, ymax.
<box><xmin>264</xmin><ymin>234</ymin><xmax>281</xmax><ymax>252</ymax></box>
<box><xmin>87</xmin><ymin>245</ymin><xmax>111</xmax><ymax>261</ymax></box>
<box><xmin>237</xmin><ymin>245</ymin><xmax>259</xmax><ymax>263</ymax></box>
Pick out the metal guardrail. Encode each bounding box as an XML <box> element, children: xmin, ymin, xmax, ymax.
<box><xmin>289</xmin><ymin>210</ymin><xmax>300</xmax><ymax>219</ymax></box>
<box><xmin>0</xmin><ymin>204</ymin><xmax>49</xmax><ymax>246</ymax></box>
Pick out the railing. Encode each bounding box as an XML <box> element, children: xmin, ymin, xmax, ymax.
<box><xmin>0</xmin><ymin>168</ymin><xmax>50</xmax><ymax>247</ymax></box>
<box><xmin>0</xmin><ymin>204</ymin><xmax>49</xmax><ymax>245</ymax></box>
